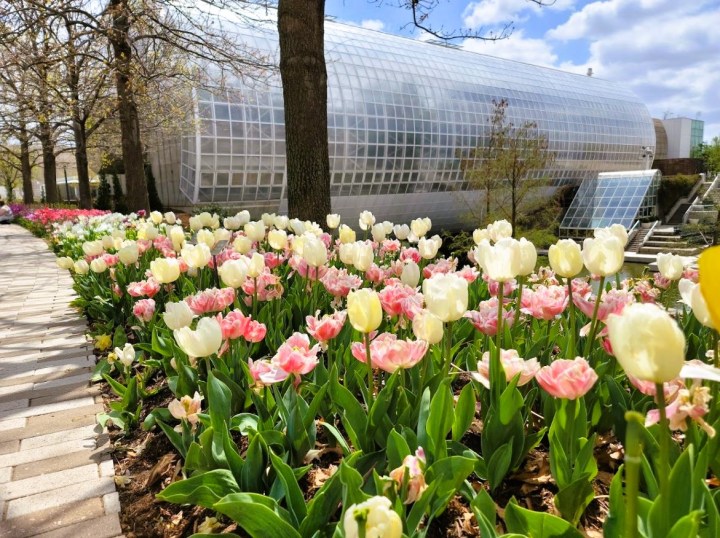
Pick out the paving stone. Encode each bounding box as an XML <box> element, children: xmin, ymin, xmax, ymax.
<box><xmin>12</xmin><ymin>444</ymin><xmax>111</xmax><ymax>481</ymax></box>
<box><xmin>0</xmin><ymin>405</ymin><xmax>100</xmax><ymax>443</ymax></box>
<box><xmin>0</xmin><ymin>466</ymin><xmax>11</xmax><ymax>483</ymax></box>
<box><xmin>103</xmin><ymin>492</ymin><xmax>121</xmax><ymax>514</ymax></box>
<box><xmin>0</xmin><ymin>463</ymin><xmax>99</xmax><ymax>500</ymax></box>
<box><xmin>0</xmin><ymin>439</ymin><xmax>19</xmax><ymax>455</ymax></box>
<box><xmin>0</xmin><ymin>396</ymin><xmax>95</xmax><ymax>420</ymax></box>
<box><xmin>30</xmin><ymin>383</ymin><xmax>102</xmax><ymax>407</ymax></box>
<box><xmin>33</xmin><ymin>513</ymin><xmax>122</xmax><ymax>538</ymax></box>
<box><xmin>0</xmin><ymin>398</ymin><xmax>29</xmax><ymax>412</ymax></box>
<box><xmin>0</xmin><ymin>436</ymin><xmax>100</xmax><ymax>468</ymax></box>
<box><xmin>0</xmin><ymin>498</ymin><xmax>105</xmax><ymax>538</ymax></box>
<box><xmin>6</xmin><ymin>476</ymin><xmax>116</xmax><ymax>519</ymax></box>
<box><xmin>20</xmin><ymin>424</ymin><xmax>100</xmax><ymax>450</ymax></box>
<box><xmin>0</xmin><ymin>417</ymin><xmax>26</xmax><ymax>432</ymax></box>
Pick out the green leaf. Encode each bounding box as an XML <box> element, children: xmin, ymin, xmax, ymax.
<box><xmin>470</xmin><ymin>488</ymin><xmax>498</xmax><ymax>538</ymax></box>
<box><xmin>240</xmin><ymin>434</ymin><xmax>265</xmax><ymax>493</ymax></box>
<box><xmin>666</xmin><ymin>510</ymin><xmax>702</xmax><ymax>538</ymax></box>
<box><xmin>339</xmin><ymin>459</ymin><xmax>369</xmax><ymax>507</ymax></box>
<box><xmin>156</xmin><ymin>419</ymin><xmax>187</xmax><ymax>459</ymax></box>
<box><xmin>554</xmin><ymin>476</ymin><xmax>595</xmax><ymax>527</ymax></box>
<box><xmin>329</xmin><ymin>366</ymin><xmax>368</xmax><ymax>451</ymax></box>
<box><xmin>387</xmin><ymin>429</ymin><xmax>411</xmax><ymax>471</ymax></box>
<box><xmin>152</xmin><ymin>327</ymin><xmax>174</xmax><ymax>357</ymax></box>
<box><xmin>602</xmin><ymin>465</ymin><xmax>625</xmax><ymax>538</ymax></box>
<box><xmin>452</xmin><ymin>383</ymin><xmax>476</xmax><ymax>442</ymax></box>
<box><xmin>156</xmin><ymin>469</ymin><xmax>240</xmax><ymax>508</ymax></box>
<box><xmin>214</xmin><ymin>494</ymin><xmax>300</xmax><ymax>538</ymax></box>
<box><xmin>425</xmin><ymin>456</ymin><xmax>475</xmax><ymax>515</ymax></box>
<box><xmin>426</xmin><ymin>381</ymin><xmax>454</xmax><ymax>462</ymax></box>
<box><xmin>498</xmin><ymin>381</ymin><xmax>524</xmax><ymax>426</ymax></box>
<box><xmin>487</xmin><ymin>442</ymin><xmax>512</xmax><ymax>491</ymax></box>
<box><xmin>269</xmin><ymin>452</ymin><xmax>308</xmax><ymax>525</ymax></box>
<box><xmin>504</xmin><ymin>499</ymin><xmax>584</xmax><ymax>537</ymax></box>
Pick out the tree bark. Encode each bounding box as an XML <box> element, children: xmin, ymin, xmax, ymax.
<box><xmin>73</xmin><ymin>121</ymin><xmax>92</xmax><ymax>208</ymax></box>
<box><xmin>278</xmin><ymin>0</ymin><xmax>331</xmax><ymax>222</ymax></box>
<box><xmin>38</xmin><ymin>123</ymin><xmax>58</xmax><ymax>203</ymax></box>
<box><xmin>18</xmin><ymin>125</ymin><xmax>33</xmax><ymax>204</ymax></box>
<box><xmin>108</xmin><ymin>0</ymin><xmax>149</xmax><ymax>213</ymax></box>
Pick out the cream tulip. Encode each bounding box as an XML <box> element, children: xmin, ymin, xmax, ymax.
<box><xmin>582</xmin><ymin>235</ymin><xmax>624</xmax><ymax>276</ymax></box>
<box><xmin>343</xmin><ymin>496</ymin><xmax>402</xmax><ymax>538</ymax></box>
<box><xmin>302</xmin><ymin>234</ymin><xmax>328</xmax><ymax>267</ymax></box>
<box><xmin>548</xmin><ymin>239</ymin><xmax>584</xmax><ymax>278</ymax></box>
<box><xmin>150</xmin><ymin>211</ymin><xmax>163</xmax><ymax>225</ymax></box>
<box><xmin>371</xmin><ymin>223</ymin><xmax>386</xmax><ymax>242</ymax></box>
<box><xmin>181</xmin><ymin>243</ymin><xmax>212</xmax><ymax>269</ymax></box>
<box><xmin>422</xmin><ymin>273</ymin><xmax>468</xmax><ymax>322</ymax></box>
<box><xmin>607</xmin><ymin>303</ymin><xmax>685</xmax><ymax>383</ymax></box>
<box><xmin>118</xmin><ymin>242</ymin><xmax>139</xmax><ymax>265</ymax></box>
<box><xmin>679</xmin><ymin>278</ymin><xmax>714</xmax><ymax>328</ymax></box>
<box><xmin>247</xmin><ymin>252</ymin><xmax>265</xmax><ymax>278</ymax></box>
<box><xmin>339</xmin><ymin>224</ymin><xmax>356</xmax><ymax>244</ymax></box>
<box><xmin>150</xmin><ymin>258</ymin><xmax>180</xmax><ymax>284</ymax></box>
<box><xmin>487</xmin><ymin>219</ymin><xmax>512</xmax><ymax>242</ymax></box>
<box><xmin>326</xmin><ymin>213</ymin><xmax>341</xmax><ymax>229</ymax></box>
<box><xmin>174</xmin><ymin>317</ymin><xmax>223</xmax><ymax>358</ymax></box>
<box><xmin>339</xmin><ymin>243</ymin><xmax>356</xmax><ymax>265</ymax></box>
<box><xmin>411</xmin><ymin>218</ymin><xmax>430</xmax><ymax>238</ymax></box>
<box><xmin>412</xmin><ymin>309</ymin><xmax>444</xmax><ymax>344</ymax></box>
<box><xmin>235</xmin><ymin>210</ymin><xmax>250</xmax><ymax>226</ymax></box>
<box><xmin>244</xmin><ymin>221</ymin><xmax>266</xmax><ymax>242</ymax></box>
<box><xmin>163</xmin><ymin>301</ymin><xmax>195</xmax><ymax>330</ymax></box>
<box><xmin>169</xmin><ymin>226</ymin><xmax>186</xmax><ymax>252</ymax></box>
<box><xmin>472</xmin><ymin>228</ymin><xmax>489</xmax><ymax>245</ymax></box>
<box><xmin>418</xmin><ymin>236</ymin><xmax>441</xmax><ymax>260</ymax></box>
<box><xmin>657</xmin><ymin>252</ymin><xmax>685</xmax><ymax>281</ymax></box>
<box><xmin>517</xmin><ymin>238</ymin><xmax>537</xmax><ymax>276</ymax></box>
<box><xmin>474</xmin><ymin>238</ymin><xmax>521</xmax><ymax>283</ymax></box>
<box><xmin>274</xmin><ymin>215</ymin><xmax>289</xmax><ymax>230</ymax></box>
<box><xmin>261</xmin><ymin>213</ymin><xmax>276</xmax><ymax>226</ymax></box>
<box><xmin>56</xmin><ymin>256</ymin><xmax>74</xmax><ymax>270</ymax></box>
<box><xmin>196</xmin><ymin>229</ymin><xmax>216</xmax><ymax>249</ymax></box>
<box><xmin>268</xmin><ymin>229</ymin><xmax>288</xmax><ymax>251</ymax></box>
<box><xmin>90</xmin><ymin>258</ymin><xmax>108</xmax><ymax>273</ymax></box>
<box><xmin>352</xmin><ymin>241</ymin><xmax>374</xmax><ymax>272</ymax></box>
<box><xmin>214</xmin><ymin>228</ymin><xmax>231</xmax><ymax>243</ymax></box>
<box><xmin>358</xmin><ymin>210</ymin><xmax>376</xmax><ymax>231</ymax></box>
<box><xmin>114</xmin><ymin>343</ymin><xmax>136</xmax><ymax>367</ymax></box>
<box><xmin>233</xmin><ymin>235</ymin><xmax>253</xmax><ymax>254</ymax></box>
<box><xmin>401</xmin><ymin>261</ymin><xmax>420</xmax><ymax>288</ymax></box>
<box><xmin>393</xmin><ymin>224</ymin><xmax>410</xmax><ymax>241</ymax></box>
<box><xmin>223</xmin><ymin>216</ymin><xmax>241</xmax><ymax>230</ymax></box>
<box><xmin>595</xmin><ymin>223</ymin><xmax>628</xmax><ymax>247</ymax></box>
<box><xmin>73</xmin><ymin>260</ymin><xmax>89</xmax><ymax>275</ymax></box>
<box><xmin>82</xmin><ymin>240</ymin><xmax>103</xmax><ymax>257</ymax></box>
<box><xmin>382</xmin><ymin>221</ymin><xmax>394</xmax><ymax>235</ymax></box>
<box><xmin>347</xmin><ymin>288</ymin><xmax>383</xmax><ymax>333</ymax></box>
<box><xmin>164</xmin><ymin>211</ymin><xmax>177</xmax><ymax>225</ymax></box>
<box><xmin>101</xmin><ymin>235</ymin><xmax>115</xmax><ymax>250</ymax></box>
<box><xmin>218</xmin><ymin>258</ymin><xmax>250</xmax><ymax>288</ymax></box>
<box><xmin>289</xmin><ymin>218</ymin><xmax>306</xmax><ymax>235</ymax></box>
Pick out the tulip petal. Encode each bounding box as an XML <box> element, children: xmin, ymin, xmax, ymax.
<box><xmin>699</xmin><ymin>246</ymin><xmax>720</xmax><ymax>329</ymax></box>
<box><xmin>680</xmin><ymin>361</ymin><xmax>720</xmax><ymax>383</ymax></box>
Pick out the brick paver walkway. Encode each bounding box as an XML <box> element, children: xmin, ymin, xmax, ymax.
<box><xmin>0</xmin><ymin>225</ymin><xmax>122</xmax><ymax>537</ymax></box>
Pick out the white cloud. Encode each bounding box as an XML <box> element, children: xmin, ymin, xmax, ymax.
<box><xmin>463</xmin><ymin>0</ymin><xmax>575</xmax><ymax>28</ymax></box>
<box><xmin>548</xmin><ymin>0</ymin><xmax>720</xmax><ymax>139</ymax></box>
<box><xmin>360</xmin><ymin>19</ymin><xmax>385</xmax><ymax>31</ymax></box>
<box><xmin>462</xmin><ymin>29</ymin><xmax>558</xmax><ymax>67</ymax></box>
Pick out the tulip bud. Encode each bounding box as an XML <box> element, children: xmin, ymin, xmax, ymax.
<box><xmin>657</xmin><ymin>252</ymin><xmax>685</xmax><ymax>281</ymax></box>
<box><xmin>517</xmin><ymin>238</ymin><xmax>537</xmax><ymax>276</ymax></box>
<box><xmin>268</xmin><ymin>229</ymin><xmax>288</xmax><ymax>251</ymax></box>
<box><xmin>164</xmin><ymin>211</ymin><xmax>177</xmax><ymax>225</ymax></box>
<box><xmin>371</xmin><ymin>223</ymin><xmax>386</xmax><ymax>242</ymax></box>
<box><xmin>548</xmin><ymin>239</ymin><xmax>583</xmax><ymax>278</ymax></box>
<box><xmin>400</xmin><ymin>261</ymin><xmax>420</xmax><ymax>288</ymax></box>
<box><xmin>352</xmin><ymin>242</ymin><xmax>374</xmax><ymax>272</ymax></box>
<box><xmin>412</xmin><ymin>310</ymin><xmax>444</xmax><ymax>344</ymax></box>
<box><xmin>247</xmin><ymin>252</ymin><xmax>265</xmax><ymax>278</ymax></box>
<box><xmin>118</xmin><ymin>242</ymin><xmax>139</xmax><ymax>265</ymax></box>
<box><xmin>73</xmin><ymin>260</ymin><xmax>89</xmax><ymax>275</ymax></box>
<box><xmin>347</xmin><ymin>288</ymin><xmax>383</xmax><ymax>333</ymax></box>
<box><xmin>339</xmin><ymin>224</ymin><xmax>356</xmax><ymax>244</ymax></box>
<box><xmin>343</xmin><ymin>496</ymin><xmax>402</xmax><ymax>538</ymax></box>
<box><xmin>150</xmin><ymin>211</ymin><xmax>163</xmax><ymax>225</ymax></box>
<box><xmin>582</xmin><ymin>235</ymin><xmax>624</xmax><ymax>276</ymax></box>
<box><xmin>607</xmin><ymin>303</ymin><xmax>685</xmax><ymax>383</ymax></box>
<box><xmin>56</xmin><ymin>256</ymin><xmax>74</xmax><ymax>270</ymax></box>
<box><xmin>163</xmin><ymin>301</ymin><xmax>195</xmax><ymax>330</ymax></box>
<box><xmin>326</xmin><ymin>213</ymin><xmax>341</xmax><ymax>229</ymax></box>
<box><xmin>422</xmin><ymin>273</ymin><xmax>468</xmax><ymax>322</ymax></box>
<box><xmin>358</xmin><ymin>210</ymin><xmax>376</xmax><ymax>231</ymax></box>
<box><xmin>90</xmin><ymin>258</ymin><xmax>108</xmax><ymax>273</ymax></box>
<box><xmin>169</xmin><ymin>226</ymin><xmax>186</xmax><ymax>252</ymax></box>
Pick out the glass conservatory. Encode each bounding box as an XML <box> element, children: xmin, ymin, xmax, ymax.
<box><xmin>157</xmin><ymin>14</ymin><xmax>656</xmax><ymax>228</ymax></box>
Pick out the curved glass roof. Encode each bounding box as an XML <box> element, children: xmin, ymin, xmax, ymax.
<box><xmin>176</xmin><ymin>15</ymin><xmax>656</xmax><ymax>227</ymax></box>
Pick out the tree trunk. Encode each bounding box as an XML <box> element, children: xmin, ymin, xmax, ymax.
<box><xmin>278</xmin><ymin>0</ymin><xmax>330</xmax><ymax>222</ymax></box>
<box><xmin>38</xmin><ymin>124</ymin><xmax>58</xmax><ymax>203</ymax></box>
<box><xmin>108</xmin><ymin>0</ymin><xmax>149</xmax><ymax>213</ymax></box>
<box><xmin>511</xmin><ymin>183</ymin><xmax>517</xmax><ymax>237</ymax></box>
<box><xmin>73</xmin><ymin>121</ymin><xmax>92</xmax><ymax>209</ymax></box>
<box><xmin>18</xmin><ymin>126</ymin><xmax>33</xmax><ymax>204</ymax></box>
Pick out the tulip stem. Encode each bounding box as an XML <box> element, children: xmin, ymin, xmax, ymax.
<box><xmin>513</xmin><ymin>276</ymin><xmax>524</xmax><ymax>327</ymax></box>
<box><xmin>584</xmin><ymin>276</ymin><xmax>606</xmax><ymax>359</ymax></box>
<box><xmin>252</xmin><ymin>277</ymin><xmax>258</xmax><ymax>319</ymax></box>
<box><xmin>496</xmin><ymin>281</ymin><xmax>505</xmax><ymax>353</ymax></box>
<box><xmin>624</xmin><ymin>411</ymin><xmax>644</xmax><ymax>538</ymax></box>
<box><xmin>443</xmin><ymin>321</ymin><xmax>454</xmax><ymax>379</ymax></box>
<box><xmin>364</xmin><ymin>333</ymin><xmax>375</xmax><ymax>410</ymax></box>
<box><xmin>713</xmin><ymin>331</ymin><xmax>719</xmax><ymax>411</ymax></box>
<box><xmin>654</xmin><ymin>382</ymin><xmax>671</xmax><ymax>532</ymax></box>
<box><xmin>566</xmin><ymin>277</ymin><xmax>576</xmax><ymax>357</ymax></box>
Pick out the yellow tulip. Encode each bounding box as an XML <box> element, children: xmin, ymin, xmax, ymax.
<box><xmin>347</xmin><ymin>288</ymin><xmax>382</xmax><ymax>333</ymax></box>
<box><xmin>699</xmin><ymin>246</ymin><xmax>720</xmax><ymax>329</ymax></box>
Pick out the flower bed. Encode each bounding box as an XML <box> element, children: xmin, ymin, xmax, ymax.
<box><xmin>47</xmin><ymin>208</ymin><xmax>720</xmax><ymax>537</ymax></box>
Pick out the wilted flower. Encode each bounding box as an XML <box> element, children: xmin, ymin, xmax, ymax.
<box><xmin>646</xmin><ymin>381</ymin><xmax>715</xmax><ymax>437</ymax></box>
<box><xmin>389</xmin><ymin>448</ymin><xmax>427</xmax><ymax>504</ymax></box>
<box><xmin>168</xmin><ymin>391</ymin><xmax>202</xmax><ymax>426</ymax></box>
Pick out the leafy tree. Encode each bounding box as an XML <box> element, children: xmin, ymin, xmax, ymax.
<box><xmin>693</xmin><ymin>137</ymin><xmax>720</xmax><ymax>176</ymax></box>
<box><xmin>461</xmin><ymin>99</ymin><xmax>555</xmax><ymax>235</ymax></box>
<box><xmin>94</xmin><ymin>171</ymin><xmax>111</xmax><ymax>210</ymax></box>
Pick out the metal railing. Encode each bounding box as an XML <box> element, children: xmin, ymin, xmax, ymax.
<box><xmin>639</xmin><ymin>220</ymin><xmax>660</xmax><ymax>250</ymax></box>
<box><xmin>683</xmin><ymin>173</ymin><xmax>720</xmax><ymax>224</ymax></box>
<box><xmin>667</xmin><ymin>173</ymin><xmax>705</xmax><ymax>222</ymax></box>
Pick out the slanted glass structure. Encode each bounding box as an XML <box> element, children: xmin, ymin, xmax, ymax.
<box><xmin>559</xmin><ymin>170</ymin><xmax>661</xmax><ymax>237</ymax></box>
<box><xmin>151</xmin><ymin>14</ymin><xmax>656</xmax><ymax>228</ymax></box>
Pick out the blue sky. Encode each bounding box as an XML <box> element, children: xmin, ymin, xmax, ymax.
<box><xmin>326</xmin><ymin>0</ymin><xmax>720</xmax><ymax>141</ymax></box>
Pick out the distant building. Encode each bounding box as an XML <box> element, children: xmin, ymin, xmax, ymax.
<box><xmin>149</xmin><ymin>14</ymin><xmax>656</xmax><ymax>229</ymax></box>
<box><xmin>657</xmin><ymin>117</ymin><xmax>704</xmax><ymax>159</ymax></box>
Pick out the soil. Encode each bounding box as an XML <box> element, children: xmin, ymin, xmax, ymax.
<box><xmin>101</xmin><ymin>374</ymin><xmax>615</xmax><ymax>537</ymax></box>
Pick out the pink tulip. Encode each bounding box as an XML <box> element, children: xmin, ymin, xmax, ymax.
<box><xmin>632</xmin><ymin>279</ymin><xmax>661</xmax><ymax>303</ymax></box>
<box><xmin>306</xmin><ymin>310</ymin><xmax>346</xmax><ymax>349</ymax></box>
<box><xmin>378</xmin><ymin>283</ymin><xmax>422</xmax><ymax>318</ymax></box>
<box><xmin>101</xmin><ymin>253</ymin><xmax>120</xmax><ymax>267</ymax></box>
<box><xmin>456</xmin><ymin>265</ymin><xmax>480</xmax><ymax>283</ymax></box>
<box><xmin>127</xmin><ymin>277</ymin><xmax>161</xmax><ymax>298</ymax></box>
<box><xmin>365</xmin><ymin>263</ymin><xmax>386</xmax><ymax>285</ymax></box>
<box><xmin>485</xmin><ymin>275</ymin><xmax>517</xmax><ymax>297</ymax></box>
<box><xmin>646</xmin><ymin>381</ymin><xmax>714</xmax><ymax>436</ymax></box>
<box><xmin>389</xmin><ymin>447</ymin><xmax>427</xmax><ymax>504</ymax></box>
<box><xmin>521</xmin><ymin>285</ymin><xmax>568</xmax><ymax>320</ymax></box>
<box><xmin>422</xmin><ymin>258</ymin><xmax>457</xmax><ymax>278</ymax></box>
<box><xmin>682</xmin><ymin>267</ymin><xmax>699</xmax><ymax>283</ymax></box>
<box><xmin>320</xmin><ymin>267</ymin><xmax>362</xmax><ymax>298</ymax></box>
<box><xmin>242</xmin><ymin>270</ymin><xmax>284</xmax><ymax>303</ymax></box>
<box><xmin>249</xmin><ymin>358</ymin><xmax>287</xmax><ymax>386</ymax></box>
<box><xmin>289</xmin><ymin>255</ymin><xmax>328</xmax><ymax>280</ymax></box>
<box><xmin>185</xmin><ymin>287</ymin><xmax>236</xmax><ymax>315</ymax></box>
<box><xmin>535</xmin><ymin>357</ymin><xmax>598</xmax><ymax>399</ymax></box>
<box><xmin>133</xmin><ymin>298</ymin><xmax>156</xmax><ymax>322</ymax></box>
<box><xmin>574</xmin><ymin>288</ymin><xmax>635</xmax><ymax>322</ymax></box>
<box><xmin>351</xmin><ymin>332</ymin><xmax>428</xmax><ymax>373</ymax></box>
<box><xmin>399</xmin><ymin>248</ymin><xmax>421</xmax><ymax>264</ymax></box>
<box><xmin>653</xmin><ymin>272</ymin><xmax>672</xmax><ymax>290</ymax></box>
<box><xmin>464</xmin><ymin>297</ymin><xmax>514</xmax><ymax>336</ymax></box>
<box><xmin>379</xmin><ymin>239</ymin><xmax>401</xmax><ymax>257</ymax></box>
<box><xmin>271</xmin><ymin>332</ymin><xmax>320</xmax><ymax>379</ymax></box>
<box><xmin>472</xmin><ymin>348</ymin><xmax>540</xmax><ymax>389</ymax></box>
